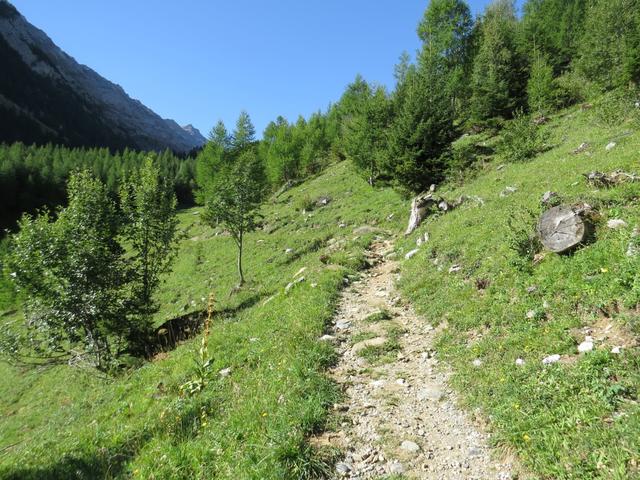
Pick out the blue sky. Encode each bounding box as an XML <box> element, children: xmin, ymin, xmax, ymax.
<box><xmin>12</xmin><ymin>1</ymin><xmax>522</xmax><ymax>138</ymax></box>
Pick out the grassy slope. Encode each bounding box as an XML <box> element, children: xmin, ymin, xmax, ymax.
<box><xmin>2</xmin><ymin>102</ymin><xmax>640</xmax><ymax>480</ymax></box>
<box><xmin>398</xmin><ymin>104</ymin><xmax>640</xmax><ymax>479</ymax></box>
<box><xmin>0</xmin><ymin>162</ymin><xmax>407</xmax><ymax>479</ymax></box>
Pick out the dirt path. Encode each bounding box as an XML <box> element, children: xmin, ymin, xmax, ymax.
<box><xmin>316</xmin><ymin>239</ymin><xmax>516</xmax><ymax>479</ymax></box>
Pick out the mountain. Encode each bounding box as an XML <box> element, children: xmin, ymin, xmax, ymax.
<box><xmin>0</xmin><ymin>1</ymin><xmax>206</xmax><ymax>153</ymax></box>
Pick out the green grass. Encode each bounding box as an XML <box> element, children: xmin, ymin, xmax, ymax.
<box><xmin>398</xmin><ymin>103</ymin><xmax>640</xmax><ymax>479</ymax></box>
<box><xmin>363</xmin><ymin>309</ymin><xmax>393</xmax><ymax>323</ymax></box>
<box><xmin>3</xmin><ymin>100</ymin><xmax>640</xmax><ymax>479</ymax></box>
<box><xmin>357</xmin><ymin>322</ymin><xmax>405</xmax><ymax>364</ymax></box>
<box><xmin>0</xmin><ymin>161</ymin><xmax>407</xmax><ymax>479</ymax></box>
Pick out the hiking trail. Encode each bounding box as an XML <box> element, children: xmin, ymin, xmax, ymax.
<box><xmin>315</xmin><ymin>238</ymin><xmax>517</xmax><ymax>479</ymax></box>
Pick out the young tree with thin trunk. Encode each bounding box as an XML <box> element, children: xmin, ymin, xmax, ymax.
<box><xmin>197</xmin><ymin>112</ymin><xmax>265</xmax><ymax>286</ymax></box>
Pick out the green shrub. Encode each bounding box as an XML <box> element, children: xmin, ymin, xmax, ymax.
<box><xmin>497</xmin><ymin>109</ymin><xmax>544</xmax><ymax>163</ymax></box>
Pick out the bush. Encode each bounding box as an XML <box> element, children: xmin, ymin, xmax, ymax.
<box><xmin>590</xmin><ymin>88</ymin><xmax>640</xmax><ymax>129</ymax></box>
<box><xmin>504</xmin><ymin>206</ymin><xmax>542</xmax><ymax>272</ymax></box>
<box><xmin>497</xmin><ymin>109</ymin><xmax>544</xmax><ymax>163</ymax></box>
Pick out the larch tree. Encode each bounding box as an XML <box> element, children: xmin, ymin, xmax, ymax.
<box><xmin>198</xmin><ymin>112</ymin><xmax>266</xmax><ymax>286</ymax></box>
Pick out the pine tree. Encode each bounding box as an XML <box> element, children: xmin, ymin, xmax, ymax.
<box><xmin>527</xmin><ymin>50</ymin><xmax>555</xmax><ymax>114</ymax></box>
<box><xmin>417</xmin><ymin>0</ymin><xmax>474</xmax><ymax>116</ymax></box>
<box><xmin>231</xmin><ymin>111</ymin><xmax>256</xmax><ymax>151</ymax></box>
<box><xmin>470</xmin><ymin>0</ymin><xmax>525</xmax><ymax>122</ymax></box>
<box><xmin>576</xmin><ymin>0</ymin><xmax>640</xmax><ymax>90</ymax></box>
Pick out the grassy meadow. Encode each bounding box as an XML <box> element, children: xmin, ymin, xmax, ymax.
<box><xmin>0</xmin><ymin>162</ymin><xmax>407</xmax><ymax>479</ymax></box>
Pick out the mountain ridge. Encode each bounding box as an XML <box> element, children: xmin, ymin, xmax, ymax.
<box><xmin>0</xmin><ymin>0</ymin><xmax>206</xmax><ymax>153</ymax></box>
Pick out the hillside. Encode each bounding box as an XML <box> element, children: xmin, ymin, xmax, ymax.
<box><xmin>1</xmin><ymin>101</ymin><xmax>640</xmax><ymax>479</ymax></box>
<box><xmin>397</xmin><ymin>100</ymin><xmax>640</xmax><ymax>478</ymax></box>
<box><xmin>0</xmin><ymin>1</ymin><xmax>205</xmax><ymax>153</ymax></box>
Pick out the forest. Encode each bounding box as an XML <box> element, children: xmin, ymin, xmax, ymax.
<box><xmin>3</xmin><ymin>0</ymin><xmax>638</xmax><ymax>229</ymax></box>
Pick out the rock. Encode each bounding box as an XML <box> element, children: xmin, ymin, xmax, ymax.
<box><xmin>572</xmin><ymin>142</ymin><xmax>590</xmax><ymax>154</ymax></box>
<box><xmin>335</xmin><ymin>320</ymin><xmax>352</xmax><ymax>330</ymax></box>
<box><xmin>541</xmin><ymin>191</ymin><xmax>559</xmax><ymax>205</ymax></box>
<box><xmin>542</xmin><ymin>354</ymin><xmax>561</xmax><ymax>365</ymax></box>
<box><xmin>416</xmin><ymin>232</ymin><xmax>429</xmax><ymax>246</ymax></box>
<box><xmin>335</xmin><ymin>462</ymin><xmax>352</xmax><ymax>476</ymax></box>
<box><xmin>405</xmin><ymin>249</ymin><xmax>419</xmax><ymax>260</ymax></box>
<box><xmin>526</xmin><ymin>286</ymin><xmax>538</xmax><ymax>294</ymax></box>
<box><xmin>353</xmin><ymin>225</ymin><xmax>381</xmax><ymax>235</ymax></box>
<box><xmin>285</xmin><ymin>248</ymin><xmax>294</xmax><ymax>254</ymax></box>
<box><xmin>537</xmin><ymin>205</ymin><xmax>593</xmax><ymax>253</ymax></box>
<box><xmin>578</xmin><ymin>340</ymin><xmax>594</xmax><ymax>353</ymax></box>
<box><xmin>500</xmin><ymin>186</ymin><xmax>517</xmax><ymax>198</ymax></box>
<box><xmin>320</xmin><ymin>335</ymin><xmax>336</xmax><ymax>342</ymax></box>
<box><xmin>611</xmin><ymin>346</ymin><xmax>622</xmax><ymax>354</ymax></box>
<box><xmin>285</xmin><ymin>276</ymin><xmax>305</xmax><ymax>294</ymax></box>
<box><xmin>388</xmin><ymin>462</ymin><xmax>405</xmax><ymax>474</ymax></box>
<box><xmin>417</xmin><ymin>387</ymin><xmax>445</xmax><ymax>402</ymax></box>
<box><xmin>585</xmin><ymin>170</ymin><xmax>640</xmax><ymax>188</ymax></box>
<box><xmin>607</xmin><ymin>219</ymin><xmax>628</xmax><ymax>229</ymax></box>
<box><xmin>468</xmin><ymin>446</ymin><xmax>483</xmax><ymax>457</ymax></box>
<box><xmin>605</xmin><ymin>142</ymin><xmax>617</xmax><ymax>151</ymax></box>
<box><xmin>400</xmin><ymin>440</ymin><xmax>421</xmax><ymax>453</ymax></box>
<box><xmin>315</xmin><ymin>195</ymin><xmax>331</xmax><ymax>207</ymax></box>
<box><xmin>219</xmin><ymin>367</ymin><xmax>232</xmax><ymax>377</ymax></box>
<box><xmin>526</xmin><ymin>310</ymin><xmax>536</xmax><ymax>319</ymax></box>
<box><xmin>515</xmin><ymin>358</ymin><xmax>525</xmax><ymax>366</ymax></box>
<box><xmin>293</xmin><ymin>267</ymin><xmax>307</xmax><ymax>278</ymax></box>
<box><xmin>472</xmin><ymin>358</ymin><xmax>483</xmax><ymax>367</ymax></box>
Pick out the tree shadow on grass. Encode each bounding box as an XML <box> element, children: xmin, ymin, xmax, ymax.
<box><xmin>0</xmin><ymin>431</ymin><xmax>152</xmax><ymax>480</ymax></box>
<box><xmin>0</xmin><ymin>394</ymin><xmax>222</xmax><ymax>480</ymax></box>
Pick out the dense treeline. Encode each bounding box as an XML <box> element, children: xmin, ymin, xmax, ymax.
<box><xmin>196</xmin><ymin>0</ymin><xmax>638</xmax><ymax>196</ymax></box>
<box><xmin>0</xmin><ymin>143</ymin><xmax>195</xmax><ymax>230</ymax></box>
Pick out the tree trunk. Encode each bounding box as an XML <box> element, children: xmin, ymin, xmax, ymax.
<box><xmin>537</xmin><ymin>205</ymin><xmax>592</xmax><ymax>253</ymax></box>
<box><xmin>405</xmin><ymin>192</ymin><xmax>438</xmax><ymax>236</ymax></box>
<box><xmin>237</xmin><ymin>232</ymin><xmax>245</xmax><ymax>286</ymax></box>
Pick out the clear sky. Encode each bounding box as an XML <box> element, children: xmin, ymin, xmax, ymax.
<box><xmin>11</xmin><ymin>1</ymin><xmax>523</xmax><ymax>139</ymax></box>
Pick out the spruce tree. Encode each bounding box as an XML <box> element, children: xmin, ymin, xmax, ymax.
<box><xmin>576</xmin><ymin>0</ymin><xmax>640</xmax><ymax>90</ymax></box>
<box><xmin>343</xmin><ymin>86</ymin><xmax>393</xmax><ymax>185</ymax></box>
<box><xmin>470</xmin><ymin>0</ymin><xmax>525</xmax><ymax>122</ymax></box>
<box><xmin>527</xmin><ymin>50</ymin><xmax>555</xmax><ymax>114</ymax></box>
<box><xmin>417</xmin><ymin>0</ymin><xmax>474</xmax><ymax>116</ymax></box>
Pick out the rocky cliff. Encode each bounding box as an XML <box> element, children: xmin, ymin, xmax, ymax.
<box><xmin>0</xmin><ymin>1</ymin><xmax>206</xmax><ymax>152</ymax></box>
